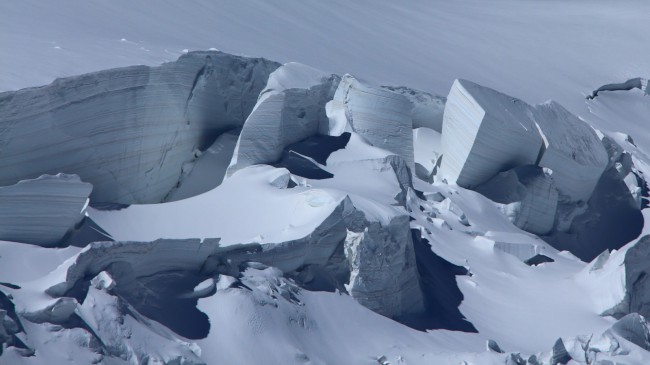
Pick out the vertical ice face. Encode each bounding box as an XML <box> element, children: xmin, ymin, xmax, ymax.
<box><xmin>0</xmin><ymin>51</ymin><xmax>279</xmax><ymax>204</ymax></box>
<box><xmin>440</xmin><ymin>79</ymin><xmax>543</xmax><ymax>188</ymax></box>
<box><xmin>531</xmin><ymin>101</ymin><xmax>608</xmax><ymax>202</ymax></box>
<box><xmin>440</xmin><ymin>79</ymin><xmax>608</xmax><ymax>203</ymax></box>
<box><xmin>326</xmin><ymin>75</ymin><xmax>415</xmax><ymax>171</ymax></box>
<box><xmin>227</xmin><ymin>63</ymin><xmax>339</xmax><ymax>176</ymax></box>
<box><xmin>0</xmin><ymin>174</ymin><xmax>92</xmax><ymax>247</ymax></box>
<box><xmin>344</xmin><ymin>214</ymin><xmax>424</xmax><ymax>318</ymax></box>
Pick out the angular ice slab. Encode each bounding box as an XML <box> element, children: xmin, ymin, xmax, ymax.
<box><xmin>227</xmin><ymin>63</ymin><xmax>339</xmax><ymax>176</ymax></box>
<box><xmin>0</xmin><ymin>51</ymin><xmax>279</xmax><ymax>204</ymax></box>
<box><xmin>0</xmin><ymin>174</ymin><xmax>92</xmax><ymax>247</ymax></box>
<box><xmin>54</xmin><ymin>196</ymin><xmax>423</xmax><ymax>319</ymax></box>
<box><xmin>345</xmin><ymin>215</ymin><xmax>424</xmax><ymax>317</ymax></box>
<box><xmin>440</xmin><ymin>79</ymin><xmax>544</xmax><ymax>188</ymax></box>
<box><xmin>605</xmin><ymin>235</ymin><xmax>650</xmax><ymax>320</ymax></box>
<box><xmin>532</xmin><ymin>101</ymin><xmax>608</xmax><ymax>202</ymax></box>
<box><xmin>164</xmin><ymin>129</ymin><xmax>240</xmax><ymax>202</ymax></box>
<box><xmin>326</xmin><ymin>75</ymin><xmax>414</xmax><ymax>170</ymax></box>
<box><xmin>440</xmin><ymin>79</ymin><xmax>607</xmax><ymax>202</ymax></box>
<box><xmin>475</xmin><ymin>166</ymin><xmax>558</xmax><ymax>235</ymax></box>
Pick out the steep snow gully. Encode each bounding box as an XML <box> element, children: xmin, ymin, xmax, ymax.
<box><xmin>1</xmin><ymin>51</ymin><xmax>649</xmax><ymax>364</ymax></box>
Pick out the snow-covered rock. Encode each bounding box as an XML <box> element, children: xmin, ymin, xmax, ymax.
<box><xmin>227</xmin><ymin>63</ymin><xmax>339</xmax><ymax>176</ymax></box>
<box><xmin>0</xmin><ymin>51</ymin><xmax>279</xmax><ymax>204</ymax></box>
<box><xmin>326</xmin><ymin>75</ymin><xmax>415</xmax><ymax>170</ymax></box>
<box><xmin>0</xmin><ymin>174</ymin><xmax>92</xmax><ymax>247</ymax></box>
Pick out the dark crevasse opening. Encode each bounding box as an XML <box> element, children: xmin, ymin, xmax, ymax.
<box><xmin>272</xmin><ymin>133</ymin><xmax>351</xmax><ymax>180</ymax></box>
<box><xmin>286</xmin><ymin>133</ymin><xmax>352</xmax><ymax>165</ymax></box>
<box><xmin>65</xmin><ymin>262</ymin><xmax>213</xmax><ymax>340</ymax></box>
<box><xmin>274</xmin><ymin>151</ymin><xmax>333</xmax><ymax>179</ymax></box>
<box><xmin>113</xmin><ymin>270</ymin><xmax>211</xmax><ymax>340</ymax></box>
<box><xmin>397</xmin><ymin>230</ymin><xmax>477</xmax><ymax>333</ymax></box>
<box><xmin>63</xmin><ymin>217</ymin><xmax>114</xmax><ymax>248</ymax></box>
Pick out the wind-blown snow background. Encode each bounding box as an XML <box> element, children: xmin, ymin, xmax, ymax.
<box><xmin>2</xmin><ymin>1</ymin><xmax>650</xmax><ymax>364</ymax></box>
<box><xmin>3</xmin><ymin>0</ymin><xmax>649</xmax><ymax>145</ymax></box>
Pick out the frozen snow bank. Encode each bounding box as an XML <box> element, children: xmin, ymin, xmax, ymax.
<box><xmin>0</xmin><ymin>174</ymin><xmax>92</xmax><ymax>247</ymax></box>
<box><xmin>0</xmin><ymin>51</ymin><xmax>279</xmax><ymax>204</ymax></box>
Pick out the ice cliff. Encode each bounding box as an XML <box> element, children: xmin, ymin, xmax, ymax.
<box><xmin>0</xmin><ymin>51</ymin><xmax>279</xmax><ymax>204</ymax></box>
<box><xmin>440</xmin><ymin>79</ymin><xmax>608</xmax><ymax>202</ymax></box>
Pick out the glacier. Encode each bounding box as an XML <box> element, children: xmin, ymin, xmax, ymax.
<box><xmin>1</xmin><ymin>3</ymin><xmax>650</xmax><ymax>363</ymax></box>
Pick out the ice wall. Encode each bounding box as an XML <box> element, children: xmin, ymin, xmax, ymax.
<box><xmin>440</xmin><ymin>79</ymin><xmax>608</xmax><ymax>202</ymax></box>
<box><xmin>440</xmin><ymin>79</ymin><xmax>543</xmax><ymax>188</ymax></box>
<box><xmin>0</xmin><ymin>51</ymin><xmax>279</xmax><ymax>204</ymax></box>
<box><xmin>327</xmin><ymin>75</ymin><xmax>415</xmax><ymax>170</ymax></box>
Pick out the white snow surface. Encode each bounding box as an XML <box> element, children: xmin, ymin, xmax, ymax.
<box><xmin>88</xmin><ymin>165</ymin><xmax>345</xmax><ymax>245</ymax></box>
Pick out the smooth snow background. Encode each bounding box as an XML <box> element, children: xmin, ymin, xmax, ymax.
<box><xmin>3</xmin><ymin>0</ymin><xmax>648</xmax><ymax>158</ymax></box>
<box><xmin>1</xmin><ymin>0</ymin><xmax>648</xmax><ymax>105</ymax></box>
